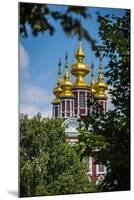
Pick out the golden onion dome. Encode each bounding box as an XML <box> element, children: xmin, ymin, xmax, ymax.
<box><xmin>52</xmin><ymin>59</ymin><xmax>63</xmax><ymax>104</ymax></box>
<box><xmin>71</xmin><ymin>40</ymin><xmax>90</xmax><ymax>87</ymax></box>
<box><xmin>53</xmin><ymin>85</ymin><xmax>63</xmax><ymax>104</ymax></box>
<box><xmin>95</xmin><ymin>62</ymin><xmax>107</xmax><ymax>99</ymax></box>
<box><xmin>61</xmin><ymin>54</ymin><xmax>74</xmax><ymax>98</ymax></box>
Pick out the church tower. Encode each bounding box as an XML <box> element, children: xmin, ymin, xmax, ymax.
<box><xmin>94</xmin><ymin>58</ymin><xmax>107</xmax><ymax>113</ymax></box>
<box><xmin>60</xmin><ymin>53</ymin><xmax>75</xmax><ymax>118</ymax></box>
<box><xmin>51</xmin><ymin>30</ymin><xmax>108</xmax><ymax>184</ymax></box>
<box><xmin>52</xmin><ymin>59</ymin><xmax>63</xmax><ymax>118</ymax></box>
<box><xmin>89</xmin><ymin>62</ymin><xmax>96</xmax><ymax>114</ymax></box>
<box><xmin>71</xmin><ymin>39</ymin><xmax>90</xmax><ymax>117</ymax></box>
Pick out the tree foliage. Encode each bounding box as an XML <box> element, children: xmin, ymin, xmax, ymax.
<box><xmin>20</xmin><ymin>114</ymin><xmax>96</xmax><ymax>197</ymax></box>
<box><xmin>94</xmin><ymin>10</ymin><xmax>130</xmax><ymax>117</ymax></box>
<box><xmin>78</xmin><ymin>10</ymin><xmax>130</xmax><ymax>191</ymax></box>
<box><xmin>19</xmin><ymin>2</ymin><xmax>95</xmax><ymax>45</ymax></box>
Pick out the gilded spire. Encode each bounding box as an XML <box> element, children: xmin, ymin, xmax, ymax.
<box><xmin>95</xmin><ymin>58</ymin><xmax>107</xmax><ymax>99</ymax></box>
<box><xmin>61</xmin><ymin>53</ymin><xmax>74</xmax><ymax>98</ymax></box>
<box><xmin>52</xmin><ymin>59</ymin><xmax>63</xmax><ymax>104</ymax></box>
<box><xmin>71</xmin><ymin>39</ymin><xmax>90</xmax><ymax>87</ymax></box>
<box><xmin>75</xmin><ymin>40</ymin><xmax>85</xmax><ymax>61</ymax></box>
<box><xmin>75</xmin><ymin>18</ymin><xmax>85</xmax><ymax>61</ymax></box>
<box><xmin>58</xmin><ymin>58</ymin><xmax>62</xmax><ymax>81</ymax></box>
<box><xmin>57</xmin><ymin>58</ymin><xmax>64</xmax><ymax>87</ymax></box>
<box><xmin>64</xmin><ymin>52</ymin><xmax>69</xmax><ymax>81</ymax></box>
<box><xmin>71</xmin><ymin>16</ymin><xmax>90</xmax><ymax>87</ymax></box>
<box><xmin>98</xmin><ymin>57</ymin><xmax>104</xmax><ymax>83</ymax></box>
<box><xmin>91</xmin><ymin>62</ymin><xmax>95</xmax><ymax>84</ymax></box>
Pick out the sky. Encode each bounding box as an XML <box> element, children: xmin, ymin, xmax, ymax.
<box><xmin>20</xmin><ymin>4</ymin><xmax>126</xmax><ymax>118</ymax></box>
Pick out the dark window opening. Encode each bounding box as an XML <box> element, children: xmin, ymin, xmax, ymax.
<box><xmin>74</xmin><ymin>92</ymin><xmax>78</xmax><ymax>107</ymax></box>
<box><xmin>67</xmin><ymin>113</ymin><xmax>70</xmax><ymax>117</ymax></box>
<box><xmin>67</xmin><ymin>101</ymin><xmax>70</xmax><ymax>112</ymax></box>
<box><xmin>55</xmin><ymin>107</ymin><xmax>58</xmax><ymax>117</ymax></box>
<box><xmin>62</xmin><ymin>101</ymin><xmax>65</xmax><ymax>111</ymax></box>
<box><xmin>98</xmin><ymin>163</ymin><xmax>105</xmax><ymax>172</ymax></box>
<box><xmin>80</xmin><ymin>91</ymin><xmax>85</xmax><ymax>107</ymax></box>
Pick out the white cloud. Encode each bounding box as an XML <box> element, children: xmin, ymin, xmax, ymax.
<box><xmin>20</xmin><ymin>43</ymin><xmax>29</xmax><ymax>70</ymax></box>
<box><xmin>20</xmin><ymin>84</ymin><xmax>53</xmax><ymax>118</ymax></box>
<box><xmin>21</xmin><ymin>84</ymin><xmax>53</xmax><ymax>106</ymax></box>
<box><xmin>20</xmin><ymin>44</ymin><xmax>31</xmax><ymax>83</ymax></box>
<box><xmin>20</xmin><ymin>44</ymin><xmax>53</xmax><ymax>118</ymax></box>
<box><xmin>20</xmin><ymin>103</ymin><xmax>52</xmax><ymax>118</ymax></box>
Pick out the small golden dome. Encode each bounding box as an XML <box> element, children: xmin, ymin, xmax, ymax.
<box><xmin>53</xmin><ymin>85</ymin><xmax>63</xmax><ymax>104</ymax></box>
<box><xmin>71</xmin><ymin>40</ymin><xmax>90</xmax><ymax>87</ymax></box>
<box><xmin>95</xmin><ymin>62</ymin><xmax>107</xmax><ymax>99</ymax></box>
<box><xmin>61</xmin><ymin>54</ymin><xmax>74</xmax><ymax>98</ymax></box>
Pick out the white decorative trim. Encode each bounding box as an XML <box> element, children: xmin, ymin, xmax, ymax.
<box><xmin>60</xmin><ymin>100</ymin><xmax>62</xmax><ymax>117</ymax></box>
<box><xmin>59</xmin><ymin>88</ymin><xmax>92</xmax><ymax>118</ymax></box>
<box><xmin>87</xmin><ymin>157</ymin><xmax>93</xmax><ymax>175</ymax></box>
<box><xmin>72</xmin><ymin>89</ymin><xmax>90</xmax><ymax>117</ymax></box>
<box><xmin>77</xmin><ymin>91</ymin><xmax>80</xmax><ymax>117</ymax></box>
<box><xmin>67</xmin><ymin>138</ymin><xmax>78</xmax><ymax>144</ymax></box>
<box><xmin>58</xmin><ymin>105</ymin><xmax>60</xmax><ymax>117</ymax></box>
<box><xmin>85</xmin><ymin>91</ymin><xmax>87</xmax><ymax>115</ymax></box>
<box><xmin>60</xmin><ymin>98</ymin><xmax>75</xmax><ymax>118</ymax></box>
<box><xmin>64</xmin><ymin>99</ymin><xmax>67</xmax><ymax>118</ymax></box>
<box><xmin>52</xmin><ymin>105</ymin><xmax>61</xmax><ymax>118</ymax></box>
<box><xmin>62</xmin><ymin>118</ymin><xmax>79</xmax><ymax>140</ymax></box>
<box><xmin>72</xmin><ymin>89</ymin><xmax>89</xmax><ymax>93</ymax></box>
<box><xmin>96</xmin><ymin>163</ymin><xmax>107</xmax><ymax>175</ymax></box>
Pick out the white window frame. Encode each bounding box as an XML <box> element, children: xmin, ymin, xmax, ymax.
<box><xmin>96</xmin><ymin>163</ymin><xmax>107</xmax><ymax>175</ymax></box>
<box><xmin>87</xmin><ymin>157</ymin><xmax>92</xmax><ymax>175</ymax></box>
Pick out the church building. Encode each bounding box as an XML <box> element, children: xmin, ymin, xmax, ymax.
<box><xmin>52</xmin><ymin>38</ymin><xmax>107</xmax><ymax>183</ymax></box>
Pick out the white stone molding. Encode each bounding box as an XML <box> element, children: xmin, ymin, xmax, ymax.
<box><xmin>60</xmin><ymin>100</ymin><xmax>62</xmax><ymax>117</ymax></box>
<box><xmin>62</xmin><ymin>118</ymin><xmax>79</xmax><ymax>134</ymax></box>
<box><xmin>85</xmin><ymin>91</ymin><xmax>88</xmax><ymax>115</ymax></box>
<box><xmin>77</xmin><ymin>91</ymin><xmax>80</xmax><ymax>117</ymax></box>
<box><xmin>65</xmin><ymin>100</ymin><xmax>67</xmax><ymax>118</ymax></box>
<box><xmin>96</xmin><ymin>163</ymin><xmax>107</xmax><ymax>175</ymax></box>
<box><xmin>87</xmin><ymin>157</ymin><xmax>93</xmax><ymax>175</ymax></box>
